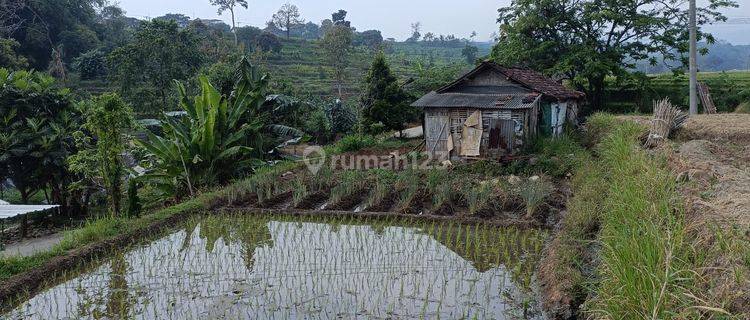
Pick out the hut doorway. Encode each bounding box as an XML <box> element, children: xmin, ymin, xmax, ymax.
<box><xmin>488</xmin><ymin>119</ymin><xmax>516</xmax><ymax>156</ymax></box>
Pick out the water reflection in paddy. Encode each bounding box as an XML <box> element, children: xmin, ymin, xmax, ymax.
<box><xmin>7</xmin><ymin>215</ymin><xmax>546</xmax><ymax>319</ymax></box>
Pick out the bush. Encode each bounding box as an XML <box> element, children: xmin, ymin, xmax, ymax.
<box><xmin>335</xmin><ymin>134</ymin><xmax>376</xmax><ymax>153</ymax></box>
<box><xmin>73</xmin><ymin>49</ymin><xmax>107</xmax><ymax>80</ymax></box>
<box><xmin>735</xmin><ymin>102</ymin><xmax>750</xmax><ymax>114</ymax></box>
<box><xmin>256</xmin><ymin>32</ymin><xmax>282</xmax><ymax>53</ymax></box>
<box><xmin>326</xmin><ymin>100</ymin><xmax>357</xmax><ymax>135</ymax></box>
<box><xmin>304</xmin><ymin>108</ymin><xmax>332</xmax><ymax>143</ymax></box>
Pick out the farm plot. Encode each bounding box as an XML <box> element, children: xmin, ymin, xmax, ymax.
<box><xmin>6</xmin><ymin>214</ymin><xmax>547</xmax><ymax>319</ymax></box>
<box><xmin>232</xmin><ymin>165</ymin><xmax>565</xmax><ymax>227</ymax></box>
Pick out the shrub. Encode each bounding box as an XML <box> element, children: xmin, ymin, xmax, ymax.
<box><xmin>73</xmin><ymin>49</ymin><xmax>107</xmax><ymax>80</ymax></box>
<box><xmin>126</xmin><ymin>179</ymin><xmax>142</xmax><ymax>217</ymax></box>
<box><xmin>336</xmin><ymin>134</ymin><xmax>376</xmax><ymax>153</ymax></box>
<box><xmin>735</xmin><ymin>102</ymin><xmax>750</xmax><ymax>114</ymax></box>
<box><xmin>516</xmin><ymin>177</ymin><xmax>553</xmax><ymax>218</ymax></box>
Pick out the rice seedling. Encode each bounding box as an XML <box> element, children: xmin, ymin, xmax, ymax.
<box><xmin>5</xmin><ymin>214</ymin><xmax>548</xmax><ymax>319</ymax></box>
<box><xmin>393</xmin><ymin>170</ymin><xmax>422</xmax><ymax>213</ymax></box>
<box><xmin>516</xmin><ymin>177</ymin><xmax>553</xmax><ymax>219</ymax></box>
<box><xmin>328</xmin><ymin>170</ymin><xmax>369</xmax><ymax>208</ymax></box>
<box><xmin>363</xmin><ymin>169</ymin><xmax>397</xmax><ymax>210</ymax></box>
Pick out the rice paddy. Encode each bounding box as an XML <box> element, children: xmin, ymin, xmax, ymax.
<box><xmin>5</xmin><ymin>214</ymin><xmax>547</xmax><ymax>319</ymax></box>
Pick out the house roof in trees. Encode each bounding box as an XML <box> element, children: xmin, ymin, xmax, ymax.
<box><xmin>412</xmin><ymin>61</ymin><xmax>584</xmax><ymax>109</ymax></box>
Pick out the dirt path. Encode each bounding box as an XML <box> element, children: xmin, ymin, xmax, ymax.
<box><xmin>0</xmin><ymin>233</ymin><xmax>63</xmax><ymax>258</ymax></box>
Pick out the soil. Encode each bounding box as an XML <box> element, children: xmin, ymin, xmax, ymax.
<box><xmin>366</xmin><ymin>192</ymin><xmax>396</xmax><ymax>213</ymax></box>
<box><xmin>328</xmin><ymin>189</ymin><xmax>369</xmax><ymax>211</ymax></box>
<box><xmin>259</xmin><ymin>191</ymin><xmax>293</xmax><ymax>209</ymax></box>
<box><xmin>668</xmin><ymin>116</ymin><xmax>750</xmax><ymax>315</ymax></box>
<box><xmin>294</xmin><ymin>190</ymin><xmax>330</xmax><ymax>210</ymax></box>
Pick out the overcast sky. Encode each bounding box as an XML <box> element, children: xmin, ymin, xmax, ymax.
<box><xmin>117</xmin><ymin>0</ymin><xmax>749</xmax><ymax>44</ymax></box>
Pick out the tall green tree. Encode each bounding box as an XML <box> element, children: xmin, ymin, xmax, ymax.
<box><xmin>462</xmin><ymin>44</ymin><xmax>479</xmax><ymax>64</ymax></box>
<box><xmin>5</xmin><ymin>0</ymin><xmax>105</xmax><ymax>68</ymax></box>
<box><xmin>361</xmin><ymin>53</ymin><xmax>413</xmax><ymax>134</ymax></box>
<box><xmin>491</xmin><ymin>0</ymin><xmax>737</xmax><ymax>111</ymax></box>
<box><xmin>209</xmin><ymin>0</ymin><xmax>248</xmax><ymax>45</ymax></box>
<box><xmin>0</xmin><ymin>69</ymin><xmax>80</xmax><ymax>221</ymax></box>
<box><xmin>108</xmin><ymin>20</ymin><xmax>203</xmax><ymax>114</ymax></box>
<box><xmin>74</xmin><ymin>93</ymin><xmax>134</xmax><ymax>217</ymax></box>
<box><xmin>321</xmin><ymin>17</ymin><xmax>353</xmax><ymax>98</ymax></box>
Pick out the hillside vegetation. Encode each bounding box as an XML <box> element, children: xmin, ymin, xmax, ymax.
<box><xmin>265</xmin><ymin>39</ymin><xmax>491</xmax><ymax>98</ymax></box>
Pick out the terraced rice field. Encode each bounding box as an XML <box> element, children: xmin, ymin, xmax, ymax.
<box><xmin>6</xmin><ymin>214</ymin><xmax>547</xmax><ymax>319</ymax></box>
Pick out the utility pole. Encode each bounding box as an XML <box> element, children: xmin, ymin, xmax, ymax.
<box><xmin>689</xmin><ymin>0</ymin><xmax>698</xmax><ymax>115</ymax></box>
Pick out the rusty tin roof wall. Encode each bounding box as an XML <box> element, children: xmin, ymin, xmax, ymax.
<box><xmin>412</xmin><ymin>92</ymin><xmax>541</xmax><ymax>109</ymax></box>
<box><xmin>413</xmin><ymin>61</ymin><xmax>584</xmax><ymax>109</ymax></box>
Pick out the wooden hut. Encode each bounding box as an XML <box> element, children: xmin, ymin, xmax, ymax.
<box><xmin>412</xmin><ymin>61</ymin><xmax>585</xmax><ymax>160</ymax></box>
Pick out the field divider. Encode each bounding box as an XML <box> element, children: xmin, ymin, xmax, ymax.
<box><xmin>219</xmin><ymin>207</ymin><xmax>543</xmax><ymax>229</ymax></box>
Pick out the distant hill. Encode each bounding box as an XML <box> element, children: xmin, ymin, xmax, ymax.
<box><xmin>636</xmin><ymin>41</ymin><xmax>750</xmax><ymax>73</ymax></box>
<box><xmin>263</xmin><ymin>38</ymin><xmax>492</xmax><ymax>99</ymax></box>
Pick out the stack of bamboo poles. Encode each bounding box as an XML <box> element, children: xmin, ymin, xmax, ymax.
<box><xmin>644</xmin><ymin>98</ymin><xmax>688</xmax><ymax>148</ymax></box>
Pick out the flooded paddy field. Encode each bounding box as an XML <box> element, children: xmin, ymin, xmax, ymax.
<box><xmin>5</xmin><ymin>214</ymin><xmax>547</xmax><ymax>319</ymax></box>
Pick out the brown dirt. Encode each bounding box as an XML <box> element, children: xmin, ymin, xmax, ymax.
<box><xmin>618</xmin><ymin>114</ymin><xmax>750</xmax><ymax>143</ymax></box>
<box><xmin>259</xmin><ymin>191</ymin><xmax>293</xmax><ymax>209</ymax></box>
<box><xmin>294</xmin><ymin>190</ymin><xmax>330</xmax><ymax>210</ymax></box>
<box><xmin>328</xmin><ymin>189</ymin><xmax>368</xmax><ymax>211</ymax></box>
<box><xmin>366</xmin><ymin>192</ymin><xmax>397</xmax><ymax>213</ymax></box>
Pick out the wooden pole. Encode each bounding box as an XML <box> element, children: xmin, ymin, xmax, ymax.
<box><xmin>689</xmin><ymin>0</ymin><xmax>698</xmax><ymax>115</ymax></box>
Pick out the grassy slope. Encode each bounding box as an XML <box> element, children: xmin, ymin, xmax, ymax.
<box><xmin>542</xmin><ymin>114</ymin><xmax>749</xmax><ymax>319</ymax></box>
<box><xmin>265</xmin><ymin>39</ymin><xmax>490</xmax><ymax>98</ymax></box>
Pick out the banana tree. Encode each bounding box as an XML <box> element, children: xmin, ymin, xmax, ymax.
<box><xmin>137</xmin><ymin>58</ymin><xmax>303</xmax><ymax>198</ymax></box>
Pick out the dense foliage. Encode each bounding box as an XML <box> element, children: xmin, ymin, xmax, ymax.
<box><xmin>108</xmin><ymin>20</ymin><xmax>204</xmax><ymax>114</ymax></box>
<box><xmin>75</xmin><ymin>94</ymin><xmax>134</xmax><ymax>217</ymax></box>
<box><xmin>491</xmin><ymin>0</ymin><xmax>738</xmax><ymax>111</ymax></box>
<box><xmin>0</xmin><ymin>70</ymin><xmax>79</xmax><ymax>212</ymax></box>
<box><xmin>137</xmin><ymin>58</ymin><xmax>302</xmax><ymax>198</ymax></box>
<box><xmin>361</xmin><ymin>53</ymin><xmax>414</xmax><ymax>133</ymax></box>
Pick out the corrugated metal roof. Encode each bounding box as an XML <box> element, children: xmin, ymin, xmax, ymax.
<box><xmin>0</xmin><ymin>204</ymin><xmax>59</xmax><ymax>219</ymax></box>
<box><xmin>412</xmin><ymin>92</ymin><xmax>541</xmax><ymax>109</ymax></box>
<box><xmin>435</xmin><ymin>61</ymin><xmax>584</xmax><ymax>100</ymax></box>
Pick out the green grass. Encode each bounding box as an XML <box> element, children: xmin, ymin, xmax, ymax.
<box><xmin>735</xmin><ymin>101</ymin><xmax>750</xmax><ymax>113</ymax></box>
<box><xmin>585</xmin><ymin>120</ymin><xmax>694</xmax><ymax>319</ymax></box>
<box><xmin>541</xmin><ymin>114</ymin><xmax>749</xmax><ymax>319</ymax></box>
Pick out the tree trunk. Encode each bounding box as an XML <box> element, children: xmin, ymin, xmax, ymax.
<box><xmin>588</xmin><ymin>75</ymin><xmax>606</xmax><ymax>114</ymax></box>
<box><xmin>231</xmin><ymin>8</ymin><xmax>238</xmax><ymax>45</ymax></box>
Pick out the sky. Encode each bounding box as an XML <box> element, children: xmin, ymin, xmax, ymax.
<box><xmin>117</xmin><ymin>0</ymin><xmax>750</xmax><ymax>44</ymax></box>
